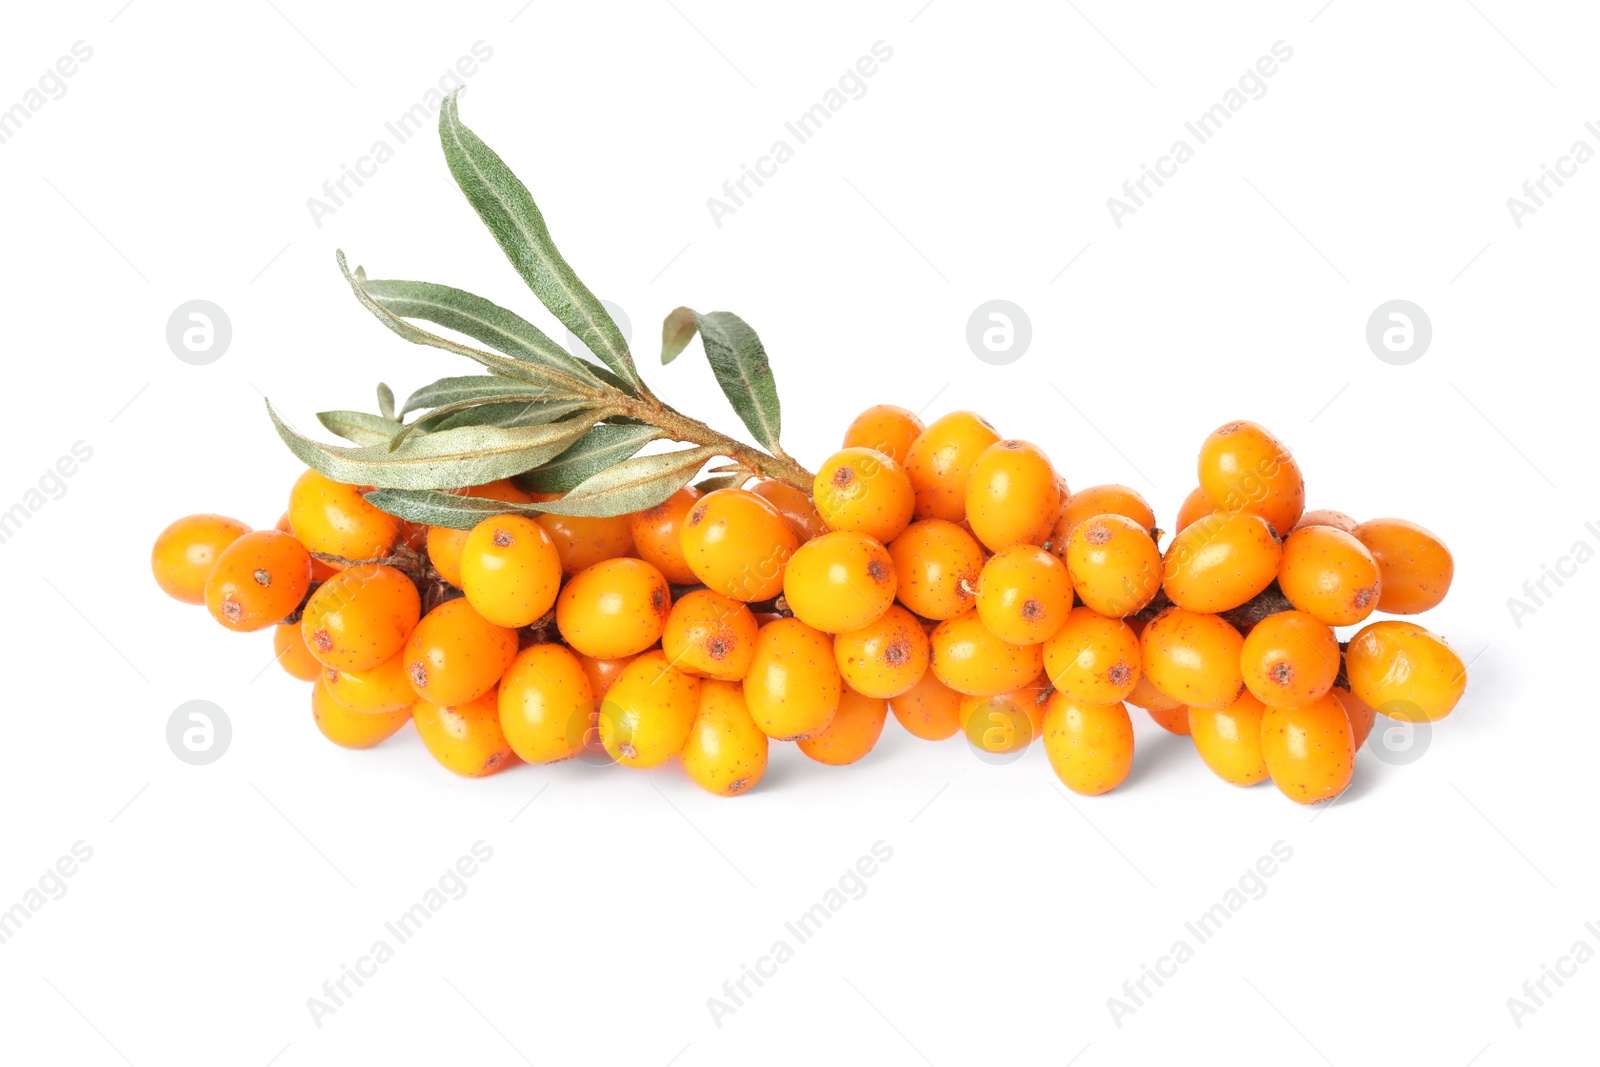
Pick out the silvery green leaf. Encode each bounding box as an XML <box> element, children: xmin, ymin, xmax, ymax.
<box><xmin>422</xmin><ymin>398</ymin><xmax>596</xmax><ymax>433</ymax></box>
<box><xmin>317</xmin><ymin>410</ymin><xmax>397</xmax><ymax>447</ymax></box>
<box><xmin>439</xmin><ymin>93</ymin><xmax>643</xmax><ymax>394</ymax></box>
<box><xmin>270</xmin><ymin>400</ymin><xmax>599</xmax><ymax>489</ymax></box>
<box><xmin>401</xmin><ymin>375</ymin><xmax>580</xmax><ymax>417</ymax></box>
<box><xmin>659</xmin><ymin>308</ymin><xmax>781</xmax><ymax>453</ymax></box>
<box><xmin>660</xmin><ymin>306</ymin><xmax>698</xmax><ymax>365</ymax></box>
<box><xmin>376</xmin><ymin>383</ymin><xmax>396</xmax><ymax>420</ymax></box>
<box><xmin>693</xmin><ymin>473</ymin><xmax>746</xmax><ymax>493</ymax></box>
<box><xmin>515</xmin><ymin>423</ymin><xmax>662</xmax><ymax>494</ymax></box>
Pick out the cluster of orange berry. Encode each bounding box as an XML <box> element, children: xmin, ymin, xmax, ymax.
<box><xmin>151</xmin><ymin>408</ymin><xmax>1464</xmax><ymax>803</ymax></box>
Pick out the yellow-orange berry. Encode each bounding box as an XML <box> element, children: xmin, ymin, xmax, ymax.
<box><xmin>1162</xmin><ymin>510</ymin><xmax>1282</xmax><ymax>613</ymax></box>
<box><xmin>1261</xmin><ymin>694</ymin><xmax>1354</xmax><ymax>804</ymax></box>
<box><xmin>888</xmin><ymin>668</ymin><xmax>964</xmax><ymax>741</ymax></box>
<box><xmin>152</xmin><ymin>514</ymin><xmax>251</xmax><ymax>604</ymax></box>
<box><xmin>798</xmin><ymin>686</ymin><xmax>889</xmax><ymax>765</ymax></box>
<box><xmin>743</xmin><ymin>618</ymin><xmax>841</xmax><ymax>740</ymax></box>
<box><xmin>1145</xmin><ymin>705</ymin><xmax>1191</xmax><ymax>735</ymax></box>
<box><xmin>1278</xmin><ymin>524</ymin><xmax>1381</xmax><ymax>627</ymax></box>
<box><xmin>404</xmin><ymin>598</ymin><xmax>518</xmax><ymax>706</ymax></box>
<box><xmin>680</xmin><ymin>489</ymin><xmax>798</xmax><ymax>602</ymax></box>
<box><xmin>1197</xmin><ymin>420</ymin><xmax>1305</xmax><ymax>536</ymax></box>
<box><xmin>1345</xmin><ymin>620</ymin><xmax>1466</xmax><ymax>722</ymax></box>
<box><xmin>749</xmin><ymin>479</ymin><xmax>828</xmax><ymax>542</ymax></box>
<box><xmin>833</xmin><ymin>604</ymin><xmax>930</xmax><ymax>699</ymax></box>
<box><xmin>662</xmin><ymin>589</ymin><xmax>758</xmax><ymax>680</ymax></box>
<box><xmin>312</xmin><ymin>677</ymin><xmax>411</xmax><ymax>750</ymax></box>
<box><xmin>904</xmin><ymin>411</ymin><xmax>1000</xmax><ymax>522</ymax></box>
<box><xmin>1240</xmin><ymin>610</ymin><xmax>1339</xmax><ymax>708</ymax></box>
<box><xmin>975</xmin><ymin>545</ymin><xmax>1073</xmax><ymax>645</ymax></box>
<box><xmin>1175</xmin><ymin>487</ymin><xmax>1210</xmax><ymax>535</ymax></box>
<box><xmin>965</xmin><ymin>439</ymin><xmax>1061</xmax><ymax>552</ymax></box>
<box><xmin>288</xmin><ymin>469</ymin><xmax>399</xmax><ymax>564</ymax></box>
<box><xmin>556</xmin><ymin>557</ymin><xmax>672</xmax><ymax>659</ymax></box>
<box><xmin>1139</xmin><ymin>608</ymin><xmax>1244</xmax><ymax>710</ymax></box>
<box><xmin>887</xmin><ymin>519</ymin><xmax>984</xmax><ymax>620</ymax></box>
<box><xmin>843</xmin><ymin>404</ymin><xmax>926</xmax><ymax>466</ymax></box>
<box><xmin>599</xmin><ymin>649</ymin><xmax>701</xmax><ymax>768</ymax></box>
<box><xmin>629</xmin><ymin>486</ymin><xmax>702</xmax><ymax>583</ymax></box>
<box><xmin>300</xmin><ymin>564</ymin><xmax>421</xmax><ymax>672</ymax></box>
<box><xmin>413</xmin><ymin>688</ymin><xmax>517</xmax><ymax>777</ymax></box>
<box><xmin>813</xmin><ymin>448</ymin><xmax>915</xmax><ymax>544</ymax></box>
<box><xmin>782</xmin><ymin>531</ymin><xmax>896</xmax><ymax>634</ymax></box>
<box><xmin>1042</xmin><ymin>607</ymin><xmax>1140</xmax><ymax>704</ymax></box>
<box><xmin>1293</xmin><ymin>509</ymin><xmax>1359</xmax><ymax>534</ymax></box>
<box><xmin>426</xmin><ymin>480</ymin><xmax>533</xmax><ymax>588</ymax></box>
<box><xmin>322</xmin><ymin>649</ymin><xmax>415</xmax><ymax>713</ymax></box>
<box><xmin>535</xmin><ymin>511</ymin><xmax>634</xmax><ymax>575</ymax></box>
<box><xmin>460</xmin><ymin>514</ymin><xmax>562</xmax><ymax>628</ymax></box>
<box><xmin>1125</xmin><ymin>672</ymin><xmax>1182</xmax><ymax>713</ymax></box>
<box><xmin>1189</xmin><ymin>691</ymin><xmax>1270</xmax><ymax>786</ymax></box>
<box><xmin>578</xmin><ymin>654</ymin><xmax>635</xmax><ymax>701</ymax></box>
<box><xmin>1353</xmin><ymin>518</ymin><xmax>1453</xmax><ymax>614</ymax></box>
<box><xmin>498</xmin><ymin>643</ymin><xmax>593</xmax><ymax>764</ymax></box>
<box><xmin>273</xmin><ymin>623</ymin><xmax>323</xmax><ymax>682</ymax></box>
<box><xmin>680</xmin><ymin>679</ymin><xmax>769</xmax><ymax>795</ymax></box>
<box><xmin>1042</xmin><ymin>694</ymin><xmax>1134</xmax><ymax>796</ymax></box>
<box><xmin>1064</xmin><ymin>514</ymin><xmax>1161</xmax><ymax>618</ymax></box>
<box><xmin>204</xmin><ymin>530</ymin><xmax>312</xmax><ymax>632</ymax></box>
<box><xmin>958</xmin><ymin>679</ymin><xmax>1048</xmax><ymax>758</ymax></box>
<box><xmin>1053</xmin><ymin>485</ymin><xmax>1155</xmax><ymax>549</ymax></box>
<box><xmin>1332</xmin><ymin>687</ymin><xmax>1377</xmax><ymax>749</ymax></box>
<box><xmin>929</xmin><ymin>609</ymin><xmax>1043</xmax><ymax>696</ymax></box>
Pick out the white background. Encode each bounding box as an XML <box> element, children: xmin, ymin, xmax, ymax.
<box><xmin>0</xmin><ymin>1</ymin><xmax>1592</xmax><ymax>1064</ymax></box>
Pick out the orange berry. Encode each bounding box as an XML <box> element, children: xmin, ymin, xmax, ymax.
<box><xmin>1145</xmin><ymin>705</ymin><xmax>1191</xmax><ymax>735</ymax></box>
<box><xmin>662</xmin><ymin>589</ymin><xmax>759</xmax><ymax>680</ymax></box>
<box><xmin>1331</xmin><ymin>687</ymin><xmax>1377</xmax><ymax>749</ymax></box>
<box><xmin>299</xmin><ymin>564</ymin><xmax>421</xmax><ymax>672</ymax></box>
<box><xmin>152</xmin><ymin>514</ymin><xmax>251</xmax><ymax>604</ymax></box>
<box><xmin>904</xmin><ymin>410</ymin><xmax>1000</xmax><ymax>522</ymax></box>
<box><xmin>1278</xmin><ymin>525</ymin><xmax>1381</xmax><ymax>626</ymax></box>
<box><xmin>1174</xmin><ymin>487</ymin><xmax>1211</xmax><ymax>535</ymax></box>
<box><xmin>749</xmin><ymin>479</ymin><xmax>828</xmax><ymax>542</ymax></box>
<box><xmin>1053</xmin><ymin>485</ymin><xmax>1155</xmax><ymax>548</ymax></box>
<box><xmin>578</xmin><ymin>654</ymin><xmax>635</xmax><ymax>700</ymax></box>
<box><xmin>886</xmin><ymin>519</ymin><xmax>984</xmax><ymax>620</ymax></box>
<box><xmin>498</xmin><ymin>644</ymin><xmax>594</xmax><ymax>764</ymax></box>
<box><xmin>782</xmin><ymin>531</ymin><xmax>896</xmax><ymax>634</ymax></box>
<box><xmin>629</xmin><ymin>486</ymin><xmax>702</xmax><ymax>583</ymax></box>
<box><xmin>1197</xmin><ymin>421</ymin><xmax>1305</xmax><ymax>536</ymax></box>
<box><xmin>1292</xmin><ymin>509</ymin><xmax>1359</xmax><ymax>534</ymax></box>
<box><xmin>598</xmin><ymin>649</ymin><xmax>700</xmax><ymax>767</ymax></box>
<box><xmin>1139</xmin><ymin>608</ymin><xmax>1244</xmax><ymax>709</ymax></box>
<box><xmin>958</xmin><ymin>678</ymin><xmax>1048</xmax><ymax>758</ymax></box>
<box><xmin>975</xmin><ymin>545</ymin><xmax>1073</xmax><ymax>645</ymax></box>
<box><xmin>1125</xmin><ymin>672</ymin><xmax>1182</xmax><ymax>713</ymax></box>
<box><xmin>798</xmin><ymin>686</ymin><xmax>889</xmax><ymax>765</ymax></box>
<box><xmin>1345</xmin><ymin>620</ymin><xmax>1466</xmax><ymax>722</ymax></box>
<box><xmin>277</xmin><ymin>512</ymin><xmax>339</xmax><ymax>581</ymax></box>
<box><xmin>1261</xmin><ymin>693</ymin><xmax>1354</xmax><ymax>804</ymax></box>
<box><xmin>311</xmin><ymin>677</ymin><xmax>411</xmax><ymax>750</ymax></box>
<box><xmin>1162</xmin><ymin>510</ymin><xmax>1282</xmax><ymax>613</ymax></box>
<box><xmin>680</xmin><ymin>489</ymin><xmax>798</xmax><ymax>602</ymax></box>
<box><xmin>833</xmin><ymin>604</ymin><xmax>930</xmax><ymax>699</ymax></box>
<box><xmin>535</xmin><ymin>511</ymin><xmax>634</xmax><ymax>575</ymax></box>
<box><xmin>743</xmin><ymin>618</ymin><xmax>841</xmax><ymax>740</ymax></box>
<box><xmin>322</xmin><ymin>649</ymin><xmax>415</xmax><ymax>713</ymax></box>
<box><xmin>680</xmin><ymin>679</ymin><xmax>769</xmax><ymax>795</ymax></box>
<box><xmin>965</xmin><ymin>439</ymin><xmax>1061</xmax><ymax>552</ymax></box>
<box><xmin>204</xmin><ymin>530</ymin><xmax>312</xmax><ymax>632</ymax></box>
<box><xmin>272</xmin><ymin>623</ymin><xmax>323</xmax><ymax>682</ymax></box>
<box><xmin>842</xmin><ymin>404</ymin><xmax>925</xmax><ymax>465</ymax></box>
<box><xmin>1189</xmin><ymin>691</ymin><xmax>1270</xmax><ymax>785</ymax></box>
<box><xmin>404</xmin><ymin>597</ymin><xmax>518</xmax><ymax>706</ymax></box>
<box><xmin>288</xmin><ymin>469</ymin><xmax>399</xmax><ymax>564</ymax></box>
<box><xmin>1064</xmin><ymin>514</ymin><xmax>1162</xmax><ymax>618</ymax></box>
<box><xmin>556</xmin><ymin>557</ymin><xmax>672</xmax><ymax>659</ymax></box>
<box><xmin>426</xmin><ymin>480</ymin><xmax>533</xmax><ymax>588</ymax></box>
<box><xmin>888</xmin><ymin>668</ymin><xmax>964</xmax><ymax>740</ymax></box>
<box><xmin>413</xmin><ymin>687</ymin><xmax>517</xmax><ymax>777</ymax></box>
<box><xmin>1042</xmin><ymin>607</ymin><xmax>1140</xmax><ymax>704</ymax></box>
<box><xmin>1353</xmin><ymin>518</ymin><xmax>1453</xmax><ymax>614</ymax></box>
<box><xmin>813</xmin><ymin>448</ymin><xmax>915</xmax><ymax>544</ymax></box>
<box><xmin>1240</xmin><ymin>610</ymin><xmax>1339</xmax><ymax>708</ymax></box>
<box><xmin>460</xmin><ymin>514</ymin><xmax>562</xmax><ymax>628</ymax></box>
<box><xmin>929</xmin><ymin>609</ymin><xmax>1043</xmax><ymax>696</ymax></box>
<box><xmin>1042</xmin><ymin>694</ymin><xmax>1134</xmax><ymax>796</ymax></box>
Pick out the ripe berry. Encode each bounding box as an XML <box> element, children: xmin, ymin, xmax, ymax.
<box><xmin>798</xmin><ymin>686</ymin><xmax>889</xmax><ymax>765</ymax></box>
<box><xmin>312</xmin><ymin>677</ymin><xmax>412</xmax><ymax>750</ymax></box>
<box><xmin>1197</xmin><ymin>420</ymin><xmax>1305</xmax><ymax>536</ymax></box>
<box><xmin>975</xmin><ymin>545</ymin><xmax>1073</xmax><ymax>645</ymax></box>
<box><xmin>599</xmin><ymin>649</ymin><xmax>701</xmax><ymax>767</ymax></box>
<box><xmin>1145</xmin><ymin>706</ymin><xmax>1191</xmax><ymax>735</ymax></box>
<box><xmin>783</xmin><ymin>531</ymin><xmax>896</xmax><ymax>634</ymax></box>
<box><xmin>299</xmin><ymin>564</ymin><xmax>421</xmax><ymax>672</ymax></box>
<box><xmin>842</xmin><ymin>404</ymin><xmax>926</xmax><ymax>465</ymax></box>
<box><xmin>1042</xmin><ymin>607</ymin><xmax>1141</xmax><ymax>704</ymax></box>
<box><xmin>813</xmin><ymin>447</ymin><xmax>915</xmax><ymax>544</ymax></box>
<box><xmin>288</xmin><ymin>469</ymin><xmax>399</xmax><ymax>564</ymax></box>
<box><xmin>1125</xmin><ymin>672</ymin><xmax>1182</xmax><ymax>714</ymax></box>
<box><xmin>629</xmin><ymin>486</ymin><xmax>702</xmax><ymax>583</ymax></box>
<box><xmin>1239</xmin><ymin>610</ymin><xmax>1339</xmax><ymax>708</ymax></box>
<box><xmin>888</xmin><ymin>669</ymin><xmax>964</xmax><ymax>741</ymax></box>
<box><xmin>1054</xmin><ymin>484</ymin><xmax>1155</xmax><ymax>547</ymax></box>
<box><xmin>534</xmin><ymin>509</ymin><xmax>635</xmax><ymax>575</ymax></box>
<box><xmin>1139</xmin><ymin>608</ymin><xmax>1244</xmax><ymax>709</ymax></box>
<box><xmin>833</xmin><ymin>604</ymin><xmax>930</xmax><ymax>699</ymax></box>
<box><xmin>887</xmin><ymin>519</ymin><xmax>985</xmax><ymax>620</ymax></box>
<box><xmin>1292</xmin><ymin>509</ymin><xmax>1359</xmax><ymax>534</ymax></box>
<box><xmin>743</xmin><ymin>617</ymin><xmax>842</xmax><ymax>740</ymax></box>
<box><xmin>1042</xmin><ymin>694</ymin><xmax>1135</xmax><ymax>796</ymax></box>
<box><xmin>498</xmin><ymin>644</ymin><xmax>594</xmax><ymax>764</ymax></box>
<box><xmin>413</xmin><ymin>687</ymin><xmax>517</xmax><ymax>777</ymax></box>
<box><xmin>662</xmin><ymin>590</ymin><xmax>759</xmax><ymax>680</ymax></box>
<box><xmin>152</xmin><ymin>514</ymin><xmax>251</xmax><ymax>604</ymax></box>
<box><xmin>959</xmin><ymin>677</ymin><xmax>1049</xmax><ymax>757</ymax></box>
<box><xmin>904</xmin><ymin>410</ymin><xmax>1000</xmax><ymax>522</ymax></box>
<box><xmin>277</xmin><ymin>512</ymin><xmax>338</xmax><ymax>580</ymax></box>
<box><xmin>1278</xmin><ymin>524</ymin><xmax>1381</xmax><ymax>626</ymax></box>
<box><xmin>204</xmin><ymin>530</ymin><xmax>312</xmax><ymax>632</ymax></box>
<box><xmin>404</xmin><ymin>597</ymin><xmax>518</xmax><ymax>706</ymax></box>
<box><xmin>1174</xmin><ymin>487</ymin><xmax>1210</xmax><ymax>535</ymax></box>
<box><xmin>1331</xmin><ymin>687</ymin><xmax>1377</xmax><ymax>749</ymax></box>
<box><xmin>680</xmin><ymin>679</ymin><xmax>769</xmax><ymax>795</ymax></box>
<box><xmin>322</xmin><ymin>650</ymin><xmax>415</xmax><ymax>713</ymax></box>
<box><xmin>272</xmin><ymin>623</ymin><xmax>324</xmax><ymax>682</ymax></box>
<box><xmin>426</xmin><ymin>480</ymin><xmax>533</xmax><ymax>588</ymax></box>
<box><xmin>965</xmin><ymin>440</ymin><xmax>1061</xmax><ymax>553</ymax></box>
<box><xmin>1261</xmin><ymin>693</ymin><xmax>1354</xmax><ymax>804</ymax></box>
<box><xmin>556</xmin><ymin>557</ymin><xmax>672</xmax><ymax>659</ymax></box>
<box><xmin>1344</xmin><ymin>621</ymin><xmax>1466</xmax><ymax>722</ymax></box>
<box><xmin>460</xmin><ymin>514</ymin><xmax>563</xmax><ymax>628</ymax></box>
<box><xmin>1162</xmin><ymin>510</ymin><xmax>1282</xmax><ymax>613</ymax></box>
<box><xmin>680</xmin><ymin>489</ymin><xmax>798</xmax><ymax>602</ymax></box>
<box><xmin>1353</xmin><ymin>518</ymin><xmax>1453</xmax><ymax>614</ymax></box>
<box><xmin>1189</xmin><ymin>691</ymin><xmax>1270</xmax><ymax>786</ymax></box>
<box><xmin>1063</xmin><ymin>514</ymin><xmax>1161</xmax><ymax>618</ymax></box>
<box><xmin>749</xmin><ymin>479</ymin><xmax>829</xmax><ymax>542</ymax></box>
<box><xmin>929</xmin><ymin>609</ymin><xmax>1043</xmax><ymax>696</ymax></box>
<box><xmin>578</xmin><ymin>653</ymin><xmax>635</xmax><ymax>701</ymax></box>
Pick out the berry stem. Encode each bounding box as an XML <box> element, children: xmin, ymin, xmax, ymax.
<box><xmin>615</xmin><ymin>394</ymin><xmax>815</xmax><ymax>493</ymax></box>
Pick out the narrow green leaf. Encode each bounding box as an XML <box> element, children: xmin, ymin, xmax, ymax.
<box><xmin>360</xmin><ymin>488</ymin><xmax>516</xmax><ymax>530</ymax></box>
<box><xmin>665</xmin><ymin>308</ymin><xmax>782</xmax><ymax>453</ymax></box>
<box><xmin>270</xmin><ymin>400</ymin><xmax>600</xmax><ymax>489</ymax></box>
<box><xmin>515</xmin><ymin>423</ymin><xmax>663</xmax><ymax>494</ymax></box>
<box><xmin>660</xmin><ymin>306</ymin><xmax>698</xmax><ymax>365</ymax></box>
<box><xmin>693</xmin><ymin>473</ymin><xmax>746</xmax><ymax>494</ymax></box>
<box><xmin>438</xmin><ymin>93</ymin><xmax>643</xmax><ymax>393</ymax></box>
<box><xmin>317</xmin><ymin>410</ymin><xmax>397</xmax><ymax>447</ymax></box>
<box><xmin>376</xmin><ymin>383</ymin><xmax>396</xmax><ymax>420</ymax></box>
<box><xmin>422</xmin><ymin>399</ymin><xmax>596</xmax><ymax>433</ymax></box>
<box><xmin>401</xmin><ymin>375</ymin><xmax>581</xmax><ymax>416</ymax></box>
